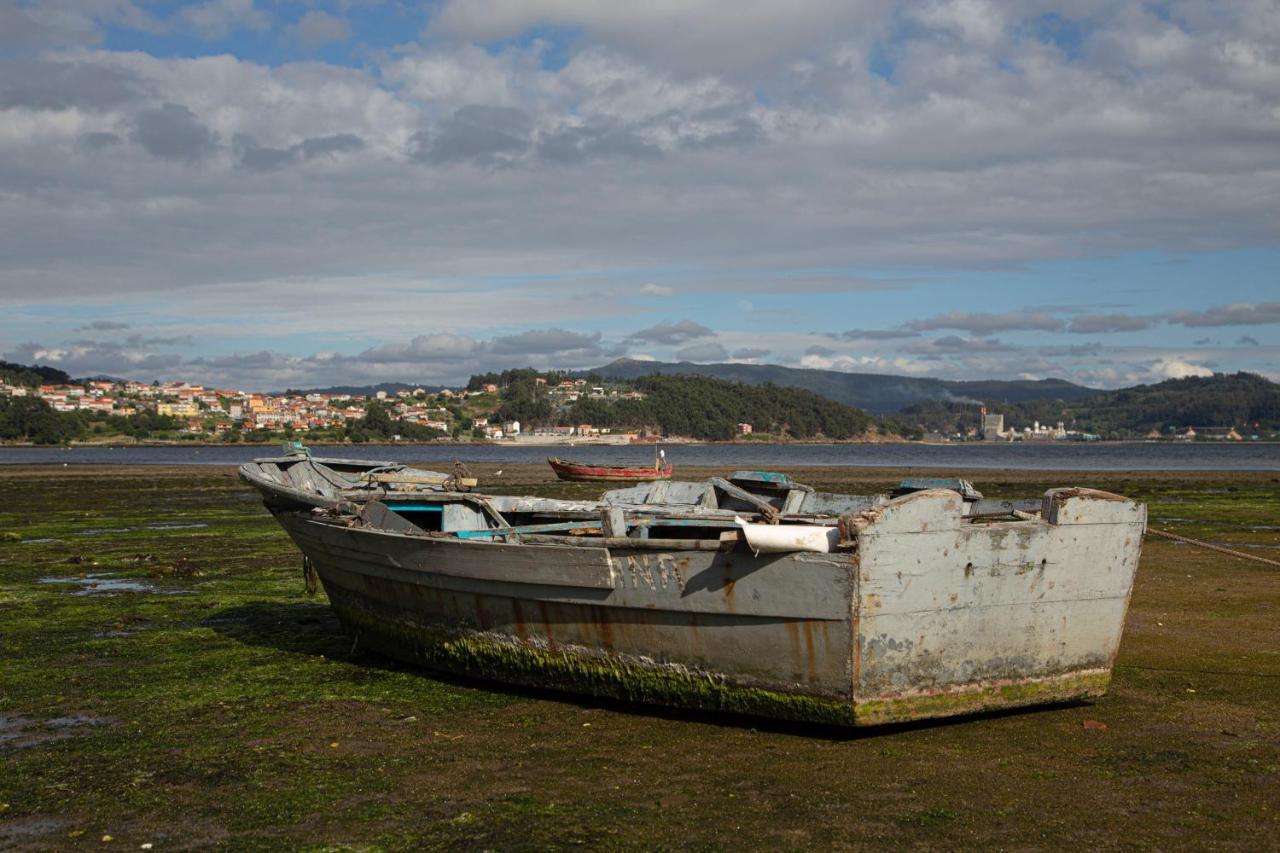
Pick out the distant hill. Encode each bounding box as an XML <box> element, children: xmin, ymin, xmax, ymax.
<box><xmin>1021</xmin><ymin>372</ymin><xmax>1280</xmax><ymax>435</ymax></box>
<box><xmin>900</xmin><ymin>372</ymin><xmax>1280</xmax><ymax>438</ymax></box>
<box><xmin>556</xmin><ymin>374</ymin><xmax>878</xmax><ymax>441</ymax></box>
<box><xmin>583</xmin><ymin>359</ymin><xmax>1096</xmax><ymax>414</ymax></box>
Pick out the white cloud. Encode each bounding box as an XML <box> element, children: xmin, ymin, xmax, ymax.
<box><xmin>180</xmin><ymin>0</ymin><xmax>271</xmax><ymax>39</ymax></box>
<box><xmin>908</xmin><ymin>310</ymin><xmax>1064</xmax><ymax>334</ymax></box>
<box><xmin>1148</xmin><ymin>358</ymin><xmax>1214</xmax><ymax>380</ymax></box>
<box><xmin>384</xmin><ymin>43</ymin><xmax>552</xmax><ymax>111</ymax></box>
<box><xmin>292</xmin><ymin>11</ymin><xmax>351</xmax><ymax>47</ymax></box>
<box><xmin>0</xmin><ymin>0</ymin><xmax>162</xmax><ymax>50</ymax></box>
<box><xmin>1066</xmin><ymin>313</ymin><xmax>1153</xmax><ymax>334</ymax></box>
<box><xmin>1169</xmin><ymin>302</ymin><xmax>1280</xmax><ymax>327</ymax></box>
<box><xmin>674</xmin><ymin>341</ymin><xmax>728</xmax><ymax>362</ymax></box>
<box><xmin>910</xmin><ymin>0</ymin><xmax>1007</xmax><ymax>49</ymax></box>
<box><xmin>429</xmin><ymin>0</ymin><xmax>894</xmax><ymax>75</ymax></box>
<box><xmin>797</xmin><ymin>353</ymin><xmax>934</xmax><ymax>375</ymax></box>
<box><xmin>626</xmin><ymin>320</ymin><xmax>715</xmax><ymax>345</ymax></box>
<box><xmin>358</xmin><ymin>333</ymin><xmax>481</xmax><ymax>363</ymax></box>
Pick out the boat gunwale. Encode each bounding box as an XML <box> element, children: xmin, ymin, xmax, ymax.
<box><xmin>280</xmin><ymin>506</ymin><xmax>748</xmax><ymax>553</ymax></box>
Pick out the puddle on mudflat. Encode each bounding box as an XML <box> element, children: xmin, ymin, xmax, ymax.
<box><xmin>20</xmin><ymin>538</ymin><xmax>66</xmax><ymax>545</ymax></box>
<box><xmin>0</xmin><ymin>712</ymin><xmax>115</xmax><ymax>754</ymax></box>
<box><xmin>69</xmin><ymin>521</ymin><xmax>210</xmax><ymax>537</ymax></box>
<box><xmin>0</xmin><ymin>815</ymin><xmax>73</xmax><ymax>846</ymax></box>
<box><xmin>46</xmin><ymin>714</ymin><xmax>112</xmax><ymax>729</ymax></box>
<box><xmin>37</xmin><ymin>573</ymin><xmax>190</xmax><ymax>595</ymax></box>
<box><xmin>1211</xmin><ymin>541</ymin><xmax>1280</xmax><ymax>550</ymax></box>
<box><xmin>1154</xmin><ymin>518</ymin><xmax>1280</xmax><ymax>533</ymax></box>
<box><xmin>0</xmin><ymin>714</ymin><xmax>33</xmax><ymax>746</ymax></box>
<box><xmin>75</xmin><ymin>527</ymin><xmax>133</xmax><ymax>536</ymax></box>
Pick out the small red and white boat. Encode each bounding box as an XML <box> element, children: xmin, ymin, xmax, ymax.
<box><xmin>547</xmin><ymin>456</ymin><xmax>673</xmax><ymax>482</ymax></box>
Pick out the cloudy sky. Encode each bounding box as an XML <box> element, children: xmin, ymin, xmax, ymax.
<box><xmin>1</xmin><ymin>0</ymin><xmax>1278</xmax><ymax>391</ymax></box>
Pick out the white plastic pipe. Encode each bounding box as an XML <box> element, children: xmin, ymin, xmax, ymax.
<box><xmin>735</xmin><ymin>517</ymin><xmax>839</xmax><ymax>554</ymax></box>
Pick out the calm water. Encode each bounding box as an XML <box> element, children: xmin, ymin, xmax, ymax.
<box><xmin>1</xmin><ymin>442</ymin><xmax>1277</xmax><ymax>471</ymax></box>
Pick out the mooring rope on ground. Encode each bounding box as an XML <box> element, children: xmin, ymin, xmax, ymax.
<box><xmin>1146</xmin><ymin>527</ymin><xmax>1280</xmax><ymax>568</ymax></box>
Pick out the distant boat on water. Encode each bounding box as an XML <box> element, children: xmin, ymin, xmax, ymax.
<box><xmin>547</xmin><ymin>455</ymin><xmax>673</xmax><ymax>482</ymax></box>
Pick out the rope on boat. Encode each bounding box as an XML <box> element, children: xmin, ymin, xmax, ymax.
<box><xmin>445</xmin><ymin>461</ymin><xmax>474</xmax><ymax>493</ymax></box>
<box><xmin>348</xmin><ymin>465</ymin><xmax>401</xmax><ymax>484</ymax></box>
<box><xmin>1146</xmin><ymin>527</ymin><xmax>1280</xmax><ymax>569</ymax></box>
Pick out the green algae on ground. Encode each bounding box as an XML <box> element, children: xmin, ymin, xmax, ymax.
<box><xmin>1</xmin><ymin>463</ymin><xmax>1278</xmax><ymax>849</ymax></box>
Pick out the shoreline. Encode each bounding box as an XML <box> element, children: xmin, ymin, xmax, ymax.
<box><xmin>4</xmin><ymin>439</ymin><xmax>1278</xmax><ymax>475</ymax></box>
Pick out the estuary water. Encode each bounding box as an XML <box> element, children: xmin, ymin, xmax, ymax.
<box><xmin>1</xmin><ymin>442</ymin><xmax>1277</xmax><ymax>471</ymax></box>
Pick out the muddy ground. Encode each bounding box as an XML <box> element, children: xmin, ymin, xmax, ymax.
<box><xmin>1</xmin><ymin>463</ymin><xmax>1277</xmax><ymax>850</ymax></box>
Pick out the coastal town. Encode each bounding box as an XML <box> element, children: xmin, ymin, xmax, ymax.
<box><xmin>0</xmin><ymin>373</ymin><xmax>656</xmax><ymax>443</ymax></box>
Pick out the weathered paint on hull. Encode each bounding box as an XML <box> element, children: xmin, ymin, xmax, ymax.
<box><xmin>270</xmin><ymin>485</ymin><xmax>1144</xmax><ymax>726</ymax></box>
<box><xmin>850</xmin><ymin>489</ymin><xmax>1144</xmax><ymax>721</ymax></box>
<box><xmin>282</xmin><ymin>512</ymin><xmax>855</xmax><ymax>708</ymax></box>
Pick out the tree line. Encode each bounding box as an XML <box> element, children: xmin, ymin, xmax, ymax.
<box><xmin>0</xmin><ymin>396</ymin><xmax>183</xmax><ymax>445</ymax></box>
<box><xmin>0</xmin><ymin>360</ymin><xmax>73</xmax><ymax>389</ymax></box>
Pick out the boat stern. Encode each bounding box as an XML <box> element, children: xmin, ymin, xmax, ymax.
<box><xmin>848</xmin><ymin>487</ymin><xmax>1145</xmax><ymax>724</ymax></box>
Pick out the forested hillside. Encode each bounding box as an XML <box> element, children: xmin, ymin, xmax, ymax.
<box><xmin>585</xmin><ymin>358</ymin><xmax>1094</xmax><ymax>413</ymax></box>
<box><xmin>0</xmin><ymin>360</ymin><xmax>72</xmax><ymax>388</ymax></box>
<box><xmin>479</xmin><ymin>369</ymin><xmax>882</xmax><ymax>441</ymax></box>
<box><xmin>562</xmin><ymin>375</ymin><xmax>878</xmax><ymax>440</ymax></box>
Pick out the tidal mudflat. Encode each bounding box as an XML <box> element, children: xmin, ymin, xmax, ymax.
<box><xmin>2</xmin><ymin>464</ymin><xmax>1277</xmax><ymax>849</ymax></box>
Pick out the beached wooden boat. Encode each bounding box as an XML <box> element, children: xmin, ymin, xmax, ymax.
<box><xmin>240</xmin><ymin>454</ymin><xmax>1145</xmax><ymax>726</ymax></box>
<box><xmin>548</xmin><ymin>456</ymin><xmax>673</xmax><ymax>482</ymax></box>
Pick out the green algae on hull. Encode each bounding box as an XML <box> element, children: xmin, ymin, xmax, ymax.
<box><xmin>853</xmin><ymin>670</ymin><xmax>1111</xmax><ymax>726</ymax></box>
<box><xmin>331</xmin><ymin>598</ymin><xmax>1112</xmax><ymax>727</ymax></box>
<box><xmin>329</xmin><ymin>598</ymin><xmax>860</xmax><ymax>727</ymax></box>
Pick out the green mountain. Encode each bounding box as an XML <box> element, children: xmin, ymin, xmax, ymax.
<box><xmin>585</xmin><ymin>359</ymin><xmax>1095</xmax><ymax>414</ymax></box>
